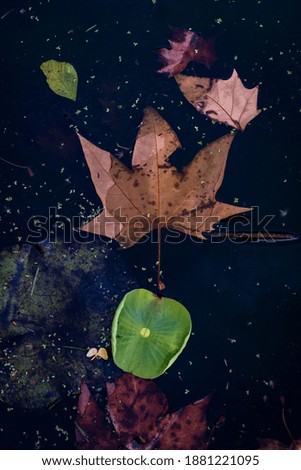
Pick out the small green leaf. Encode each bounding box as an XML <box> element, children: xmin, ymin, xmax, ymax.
<box><xmin>40</xmin><ymin>60</ymin><xmax>78</xmax><ymax>101</ymax></box>
<box><xmin>111</xmin><ymin>289</ymin><xmax>192</xmax><ymax>379</ymax></box>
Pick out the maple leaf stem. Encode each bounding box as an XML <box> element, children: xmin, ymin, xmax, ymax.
<box><xmin>157</xmin><ymin>226</ymin><xmax>161</xmax><ymax>286</ymax></box>
<box><xmin>209</xmin><ymin>231</ymin><xmax>299</xmax><ymax>243</ymax></box>
<box><xmin>281</xmin><ymin>398</ymin><xmax>295</xmax><ymax>446</ymax></box>
<box><xmin>0</xmin><ymin>156</ymin><xmax>34</xmax><ymax>176</ymax></box>
<box><xmin>157</xmin><ymin>225</ymin><xmax>165</xmax><ymax>291</ymax></box>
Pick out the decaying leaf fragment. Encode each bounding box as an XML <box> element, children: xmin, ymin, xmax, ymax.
<box><xmin>75</xmin><ymin>380</ymin><xmax>118</xmax><ymax>450</ymax></box>
<box><xmin>79</xmin><ymin>107</ymin><xmax>251</xmax><ymax>248</ymax></box>
<box><xmin>175</xmin><ymin>70</ymin><xmax>261</xmax><ymax>130</ymax></box>
<box><xmin>75</xmin><ymin>373</ymin><xmax>211</xmax><ymax>450</ymax></box>
<box><xmin>257</xmin><ymin>438</ymin><xmax>301</xmax><ymax>450</ymax></box>
<box><xmin>157</xmin><ymin>28</ymin><xmax>217</xmax><ymax>77</ymax></box>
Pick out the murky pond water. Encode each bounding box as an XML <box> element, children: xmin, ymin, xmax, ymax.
<box><xmin>0</xmin><ymin>0</ymin><xmax>300</xmax><ymax>449</ymax></box>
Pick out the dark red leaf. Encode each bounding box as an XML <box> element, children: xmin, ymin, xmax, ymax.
<box><xmin>75</xmin><ymin>379</ymin><xmax>118</xmax><ymax>450</ymax></box>
<box><xmin>157</xmin><ymin>28</ymin><xmax>217</xmax><ymax>77</ymax></box>
<box><xmin>75</xmin><ymin>373</ymin><xmax>212</xmax><ymax>450</ymax></box>
<box><xmin>106</xmin><ymin>373</ymin><xmax>168</xmax><ymax>449</ymax></box>
<box><xmin>156</xmin><ymin>396</ymin><xmax>211</xmax><ymax>449</ymax></box>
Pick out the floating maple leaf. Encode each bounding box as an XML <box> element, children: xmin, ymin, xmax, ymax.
<box><xmin>157</xmin><ymin>28</ymin><xmax>217</xmax><ymax>77</ymax></box>
<box><xmin>75</xmin><ymin>373</ymin><xmax>211</xmax><ymax>450</ymax></box>
<box><xmin>175</xmin><ymin>69</ymin><xmax>261</xmax><ymax>130</ymax></box>
<box><xmin>78</xmin><ymin>107</ymin><xmax>251</xmax><ymax>248</ymax></box>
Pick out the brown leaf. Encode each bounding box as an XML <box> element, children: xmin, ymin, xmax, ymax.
<box><xmin>175</xmin><ymin>69</ymin><xmax>261</xmax><ymax>130</ymax></box>
<box><xmin>75</xmin><ymin>379</ymin><xmax>118</xmax><ymax>450</ymax></box>
<box><xmin>75</xmin><ymin>373</ymin><xmax>212</xmax><ymax>450</ymax></box>
<box><xmin>156</xmin><ymin>396</ymin><xmax>211</xmax><ymax>449</ymax></box>
<box><xmin>257</xmin><ymin>438</ymin><xmax>288</xmax><ymax>450</ymax></box>
<box><xmin>106</xmin><ymin>373</ymin><xmax>168</xmax><ymax>449</ymax></box>
<box><xmin>292</xmin><ymin>440</ymin><xmax>301</xmax><ymax>450</ymax></box>
<box><xmin>157</xmin><ymin>28</ymin><xmax>217</xmax><ymax>77</ymax></box>
<box><xmin>79</xmin><ymin>107</ymin><xmax>251</xmax><ymax>247</ymax></box>
<box><xmin>257</xmin><ymin>438</ymin><xmax>301</xmax><ymax>450</ymax></box>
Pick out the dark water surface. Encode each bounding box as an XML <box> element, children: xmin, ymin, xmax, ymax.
<box><xmin>0</xmin><ymin>0</ymin><xmax>300</xmax><ymax>449</ymax></box>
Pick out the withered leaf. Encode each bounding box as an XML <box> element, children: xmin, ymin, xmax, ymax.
<box><xmin>156</xmin><ymin>396</ymin><xmax>211</xmax><ymax>449</ymax></box>
<box><xmin>175</xmin><ymin>69</ymin><xmax>261</xmax><ymax>130</ymax></box>
<box><xmin>257</xmin><ymin>438</ymin><xmax>301</xmax><ymax>450</ymax></box>
<box><xmin>157</xmin><ymin>28</ymin><xmax>217</xmax><ymax>77</ymax></box>
<box><xmin>75</xmin><ymin>373</ymin><xmax>211</xmax><ymax>450</ymax></box>
<box><xmin>106</xmin><ymin>373</ymin><xmax>168</xmax><ymax>449</ymax></box>
<box><xmin>75</xmin><ymin>380</ymin><xmax>118</xmax><ymax>450</ymax></box>
<box><xmin>79</xmin><ymin>107</ymin><xmax>251</xmax><ymax>248</ymax></box>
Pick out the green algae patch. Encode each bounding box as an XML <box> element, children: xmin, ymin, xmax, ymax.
<box><xmin>0</xmin><ymin>240</ymin><xmax>137</xmax><ymax>409</ymax></box>
<box><xmin>111</xmin><ymin>289</ymin><xmax>192</xmax><ymax>379</ymax></box>
<box><xmin>40</xmin><ymin>60</ymin><xmax>78</xmax><ymax>100</ymax></box>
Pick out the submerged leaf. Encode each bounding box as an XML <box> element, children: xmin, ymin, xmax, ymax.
<box><xmin>156</xmin><ymin>395</ymin><xmax>211</xmax><ymax>449</ymax></box>
<box><xmin>79</xmin><ymin>107</ymin><xmax>251</xmax><ymax>247</ymax></box>
<box><xmin>111</xmin><ymin>289</ymin><xmax>191</xmax><ymax>379</ymax></box>
<box><xmin>157</xmin><ymin>28</ymin><xmax>217</xmax><ymax>77</ymax></box>
<box><xmin>40</xmin><ymin>60</ymin><xmax>78</xmax><ymax>101</ymax></box>
<box><xmin>106</xmin><ymin>373</ymin><xmax>168</xmax><ymax>448</ymax></box>
<box><xmin>175</xmin><ymin>70</ymin><xmax>261</xmax><ymax>130</ymax></box>
<box><xmin>75</xmin><ymin>373</ymin><xmax>211</xmax><ymax>450</ymax></box>
<box><xmin>76</xmin><ymin>380</ymin><xmax>118</xmax><ymax>449</ymax></box>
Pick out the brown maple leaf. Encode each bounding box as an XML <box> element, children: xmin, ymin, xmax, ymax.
<box><xmin>78</xmin><ymin>107</ymin><xmax>251</xmax><ymax>248</ymax></box>
<box><xmin>75</xmin><ymin>373</ymin><xmax>211</xmax><ymax>450</ymax></box>
<box><xmin>157</xmin><ymin>28</ymin><xmax>217</xmax><ymax>77</ymax></box>
<box><xmin>175</xmin><ymin>69</ymin><xmax>261</xmax><ymax>130</ymax></box>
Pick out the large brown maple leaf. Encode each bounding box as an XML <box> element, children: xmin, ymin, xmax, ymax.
<box><xmin>78</xmin><ymin>107</ymin><xmax>251</xmax><ymax>248</ymax></box>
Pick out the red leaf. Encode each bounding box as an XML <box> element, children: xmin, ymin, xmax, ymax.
<box><xmin>75</xmin><ymin>373</ymin><xmax>212</xmax><ymax>450</ymax></box>
<box><xmin>157</xmin><ymin>28</ymin><xmax>217</xmax><ymax>77</ymax></box>
<box><xmin>75</xmin><ymin>379</ymin><xmax>118</xmax><ymax>450</ymax></box>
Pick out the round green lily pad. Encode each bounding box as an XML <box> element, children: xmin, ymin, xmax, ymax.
<box><xmin>111</xmin><ymin>289</ymin><xmax>192</xmax><ymax>379</ymax></box>
<box><xmin>40</xmin><ymin>60</ymin><xmax>78</xmax><ymax>101</ymax></box>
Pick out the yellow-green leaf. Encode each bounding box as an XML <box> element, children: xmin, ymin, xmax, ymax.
<box><xmin>40</xmin><ymin>60</ymin><xmax>78</xmax><ymax>101</ymax></box>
